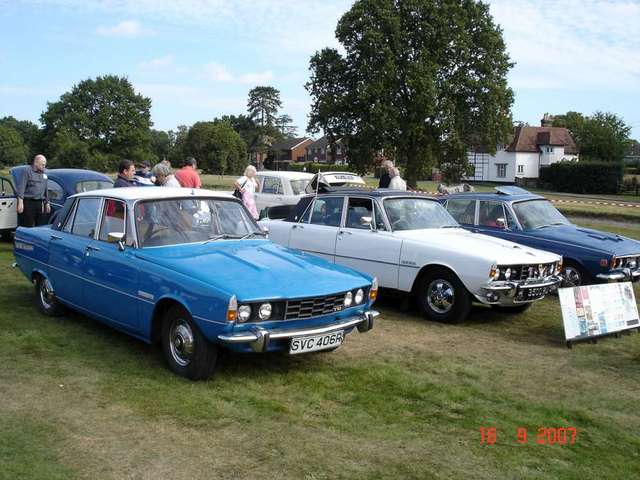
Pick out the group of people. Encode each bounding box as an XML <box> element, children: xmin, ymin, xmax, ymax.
<box><xmin>378</xmin><ymin>160</ymin><xmax>407</xmax><ymax>190</ymax></box>
<box><xmin>114</xmin><ymin>157</ymin><xmax>202</xmax><ymax>189</ymax></box>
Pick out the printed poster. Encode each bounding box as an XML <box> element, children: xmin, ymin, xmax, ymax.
<box><xmin>558</xmin><ymin>282</ymin><xmax>639</xmax><ymax>341</ymax></box>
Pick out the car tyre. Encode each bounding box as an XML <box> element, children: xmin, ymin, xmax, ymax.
<box><xmin>491</xmin><ymin>303</ymin><xmax>532</xmax><ymax>314</ymax></box>
<box><xmin>35</xmin><ymin>275</ymin><xmax>65</xmax><ymax>316</ymax></box>
<box><xmin>561</xmin><ymin>261</ymin><xmax>589</xmax><ymax>288</ymax></box>
<box><xmin>417</xmin><ymin>269</ymin><xmax>471</xmax><ymax>323</ymax></box>
<box><xmin>161</xmin><ymin>305</ymin><xmax>218</xmax><ymax>380</ymax></box>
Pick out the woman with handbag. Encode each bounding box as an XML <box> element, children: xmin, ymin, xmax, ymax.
<box><xmin>234</xmin><ymin>165</ymin><xmax>260</xmax><ymax>219</ymax></box>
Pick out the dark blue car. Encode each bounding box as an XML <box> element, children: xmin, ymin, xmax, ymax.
<box><xmin>441</xmin><ymin>186</ymin><xmax>640</xmax><ymax>286</ymax></box>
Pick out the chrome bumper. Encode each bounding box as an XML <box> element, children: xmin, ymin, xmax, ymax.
<box><xmin>217</xmin><ymin>310</ymin><xmax>379</xmax><ymax>352</ymax></box>
<box><xmin>596</xmin><ymin>268</ymin><xmax>640</xmax><ymax>283</ymax></box>
<box><xmin>481</xmin><ymin>276</ymin><xmax>562</xmax><ymax>304</ymax></box>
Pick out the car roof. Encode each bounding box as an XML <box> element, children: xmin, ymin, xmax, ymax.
<box><xmin>443</xmin><ymin>186</ymin><xmax>544</xmax><ymax>202</ymax></box>
<box><xmin>257</xmin><ymin>170</ymin><xmax>314</xmax><ymax>180</ymax></box>
<box><xmin>317</xmin><ymin>188</ymin><xmax>436</xmax><ymax>199</ymax></box>
<box><xmin>72</xmin><ymin>187</ymin><xmax>235</xmax><ymax>201</ymax></box>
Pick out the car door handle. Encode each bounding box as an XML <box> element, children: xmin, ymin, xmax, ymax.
<box><xmin>50</xmin><ymin>234</ymin><xmax>62</xmax><ymax>240</ymax></box>
<box><xmin>292</xmin><ymin>225</ymin><xmax>304</xmax><ymax>230</ymax></box>
<box><xmin>86</xmin><ymin>245</ymin><xmax>101</xmax><ymax>252</ymax></box>
<box><xmin>338</xmin><ymin>230</ymin><xmax>352</xmax><ymax>235</ymax></box>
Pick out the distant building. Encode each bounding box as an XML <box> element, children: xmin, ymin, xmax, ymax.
<box><xmin>270</xmin><ymin>137</ymin><xmax>314</xmax><ymax>164</ymax></box>
<box><xmin>467</xmin><ymin>114</ymin><xmax>579</xmax><ymax>183</ymax></box>
<box><xmin>305</xmin><ymin>136</ymin><xmax>347</xmax><ymax>164</ymax></box>
<box><xmin>624</xmin><ymin>140</ymin><xmax>640</xmax><ymax>164</ymax></box>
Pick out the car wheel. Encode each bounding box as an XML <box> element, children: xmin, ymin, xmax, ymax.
<box><xmin>161</xmin><ymin>305</ymin><xmax>218</xmax><ymax>380</ymax></box>
<box><xmin>417</xmin><ymin>269</ymin><xmax>471</xmax><ymax>323</ymax></box>
<box><xmin>35</xmin><ymin>275</ymin><xmax>65</xmax><ymax>316</ymax></box>
<box><xmin>491</xmin><ymin>303</ymin><xmax>532</xmax><ymax>314</ymax></box>
<box><xmin>561</xmin><ymin>262</ymin><xmax>588</xmax><ymax>288</ymax></box>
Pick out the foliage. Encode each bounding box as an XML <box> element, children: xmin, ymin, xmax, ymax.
<box><xmin>0</xmin><ymin>125</ymin><xmax>29</xmax><ymax>167</ymax></box>
<box><xmin>149</xmin><ymin>129</ymin><xmax>172</xmax><ymax>162</ymax></box>
<box><xmin>553</xmin><ymin>111</ymin><xmax>632</xmax><ymax>163</ymax></box>
<box><xmin>183</xmin><ymin>121</ymin><xmax>246</xmax><ymax>175</ymax></box>
<box><xmin>275</xmin><ymin>114</ymin><xmax>297</xmax><ymax>138</ymax></box>
<box><xmin>247</xmin><ymin>86</ymin><xmax>282</xmax><ymax>128</ymax></box>
<box><xmin>40</xmin><ymin>75</ymin><xmax>153</xmax><ymax>171</ymax></box>
<box><xmin>166</xmin><ymin>125</ymin><xmax>189</xmax><ymax>167</ymax></box>
<box><xmin>539</xmin><ymin>161</ymin><xmax>623</xmax><ymax>194</ymax></box>
<box><xmin>307</xmin><ymin>0</ymin><xmax>514</xmax><ymax>186</ymax></box>
<box><xmin>285</xmin><ymin>162</ymin><xmax>354</xmax><ymax>174</ymax></box>
<box><xmin>0</xmin><ymin>116</ymin><xmax>41</xmax><ymax>159</ymax></box>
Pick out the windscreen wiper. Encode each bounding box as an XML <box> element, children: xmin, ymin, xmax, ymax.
<box><xmin>240</xmin><ymin>231</ymin><xmax>268</xmax><ymax>240</ymax></box>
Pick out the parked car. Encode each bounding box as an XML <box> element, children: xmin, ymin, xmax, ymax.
<box><xmin>13</xmin><ymin>187</ymin><xmax>378</xmax><ymax>380</ymax></box>
<box><xmin>441</xmin><ymin>186</ymin><xmax>640</xmax><ymax>286</ymax></box>
<box><xmin>1</xmin><ymin>167</ymin><xmax>114</xmax><ymax>238</ymax></box>
<box><xmin>254</xmin><ymin>170</ymin><xmax>366</xmax><ymax>216</ymax></box>
<box><xmin>259</xmin><ymin>189</ymin><xmax>562</xmax><ymax>323</ymax></box>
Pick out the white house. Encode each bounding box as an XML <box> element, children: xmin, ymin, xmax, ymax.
<box><xmin>466</xmin><ymin>115</ymin><xmax>579</xmax><ymax>183</ymax></box>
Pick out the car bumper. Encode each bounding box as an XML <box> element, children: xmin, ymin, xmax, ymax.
<box><xmin>217</xmin><ymin>310</ymin><xmax>379</xmax><ymax>353</ymax></box>
<box><xmin>480</xmin><ymin>276</ymin><xmax>562</xmax><ymax>304</ymax></box>
<box><xmin>596</xmin><ymin>268</ymin><xmax>640</xmax><ymax>283</ymax></box>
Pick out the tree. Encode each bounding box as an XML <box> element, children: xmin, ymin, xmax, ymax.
<box><xmin>184</xmin><ymin>122</ymin><xmax>246</xmax><ymax>175</ymax></box>
<box><xmin>167</xmin><ymin>125</ymin><xmax>189</xmax><ymax>167</ymax></box>
<box><xmin>307</xmin><ymin>0</ymin><xmax>514</xmax><ymax>186</ymax></box>
<box><xmin>40</xmin><ymin>75</ymin><xmax>153</xmax><ymax>171</ymax></box>
<box><xmin>247</xmin><ymin>86</ymin><xmax>282</xmax><ymax>128</ymax></box>
<box><xmin>150</xmin><ymin>129</ymin><xmax>172</xmax><ymax>162</ymax></box>
<box><xmin>0</xmin><ymin>126</ymin><xmax>29</xmax><ymax>167</ymax></box>
<box><xmin>275</xmin><ymin>114</ymin><xmax>297</xmax><ymax>138</ymax></box>
<box><xmin>0</xmin><ymin>116</ymin><xmax>41</xmax><ymax>159</ymax></box>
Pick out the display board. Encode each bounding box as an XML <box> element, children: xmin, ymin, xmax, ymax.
<box><xmin>558</xmin><ymin>282</ymin><xmax>639</xmax><ymax>345</ymax></box>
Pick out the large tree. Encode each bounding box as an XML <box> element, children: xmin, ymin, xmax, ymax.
<box><xmin>184</xmin><ymin>121</ymin><xmax>246</xmax><ymax>175</ymax></box>
<box><xmin>247</xmin><ymin>86</ymin><xmax>282</xmax><ymax>128</ymax></box>
<box><xmin>40</xmin><ymin>75</ymin><xmax>153</xmax><ymax>170</ymax></box>
<box><xmin>307</xmin><ymin>0</ymin><xmax>514</xmax><ymax>185</ymax></box>
<box><xmin>0</xmin><ymin>116</ymin><xmax>41</xmax><ymax>159</ymax></box>
<box><xmin>0</xmin><ymin>125</ymin><xmax>29</xmax><ymax>167</ymax></box>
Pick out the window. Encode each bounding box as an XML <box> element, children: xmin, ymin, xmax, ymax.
<box><xmin>99</xmin><ymin>199</ymin><xmax>126</xmax><ymax>242</ymax></box>
<box><xmin>309</xmin><ymin>197</ymin><xmax>344</xmax><ymax>227</ymax></box>
<box><xmin>69</xmin><ymin>198</ymin><xmax>101</xmax><ymax>238</ymax></box>
<box><xmin>373</xmin><ymin>201</ymin><xmax>387</xmax><ymax>231</ymax></box>
<box><xmin>75</xmin><ymin>180</ymin><xmax>113</xmax><ymax>193</ymax></box>
<box><xmin>517</xmin><ymin>164</ymin><xmax>524</xmax><ymax>174</ymax></box>
<box><xmin>504</xmin><ymin>206</ymin><xmax>518</xmax><ymax>229</ymax></box>
<box><xmin>478</xmin><ymin>201</ymin><xmax>505</xmax><ymax>228</ymax></box>
<box><xmin>496</xmin><ymin>164</ymin><xmax>507</xmax><ymax>178</ymax></box>
<box><xmin>445</xmin><ymin>199</ymin><xmax>476</xmax><ymax>225</ymax></box>
<box><xmin>290</xmin><ymin>179</ymin><xmax>310</xmax><ymax>195</ymax></box>
<box><xmin>345</xmin><ymin>197</ymin><xmax>374</xmax><ymax>230</ymax></box>
<box><xmin>0</xmin><ymin>178</ymin><xmax>15</xmax><ymax>197</ymax></box>
<box><xmin>262</xmin><ymin>177</ymin><xmax>283</xmax><ymax>195</ymax></box>
<box><xmin>47</xmin><ymin>180</ymin><xmax>64</xmax><ymax>201</ymax></box>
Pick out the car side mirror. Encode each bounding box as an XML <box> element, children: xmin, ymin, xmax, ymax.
<box><xmin>360</xmin><ymin>216</ymin><xmax>374</xmax><ymax>230</ymax></box>
<box><xmin>107</xmin><ymin>232</ymin><xmax>126</xmax><ymax>251</ymax></box>
<box><xmin>496</xmin><ymin>218</ymin><xmax>506</xmax><ymax>229</ymax></box>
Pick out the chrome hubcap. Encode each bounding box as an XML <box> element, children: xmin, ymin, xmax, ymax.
<box><xmin>39</xmin><ymin>278</ymin><xmax>55</xmax><ymax>309</ymax></box>
<box><xmin>427</xmin><ymin>279</ymin><xmax>455</xmax><ymax>314</ymax></box>
<box><xmin>169</xmin><ymin>320</ymin><xmax>195</xmax><ymax>367</ymax></box>
<box><xmin>562</xmin><ymin>267</ymin><xmax>582</xmax><ymax>288</ymax></box>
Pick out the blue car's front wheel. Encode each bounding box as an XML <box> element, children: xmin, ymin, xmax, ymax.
<box><xmin>161</xmin><ymin>306</ymin><xmax>218</xmax><ymax>380</ymax></box>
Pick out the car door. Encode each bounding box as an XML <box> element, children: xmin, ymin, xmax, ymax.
<box><xmin>255</xmin><ymin>176</ymin><xmax>286</xmax><ymax>211</ymax></box>
<box><xmin>48</xmin><ymin>197</ymin><xmax>101</xmax><ymax>308</ymax></box>
<box><xmin>289</xmin><ymin>195</ymin><xmax>344</xmax><ymax>262</ymax></box>
<box><xmin>334</xmin><ymin>196</ymin><xmax>402</xmax><ymax>289</ymax></box>
<box><xmin>0</xmin><ymin>177</ymin><xmax>18</xmax><ymax>230</ymax></box>
<box><xmin>445</xmin><ymin>198</ymin><xmax>477</xmax><ymax>230</ymax></box>
<box><xmin>83</xmin><ymin>198</ymin><xmax>141</xmax><ymax>332</ymax></box>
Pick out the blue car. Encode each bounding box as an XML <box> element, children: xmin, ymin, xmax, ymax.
<box><xmin>13</xmin><ymin>187</ymin><xmax>378</xmax><ymax>380</ymax></box>
<box><xmin>441</xmin><ymin>186</ymin><xmax>640</xmax><ymax>286</ymax></box>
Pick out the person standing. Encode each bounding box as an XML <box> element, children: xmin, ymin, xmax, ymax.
<box><xmin>234</xmin><ymin>165</ymin><xmax>260</xmax><ymax>219</ymax></box>
<box><xmin>152</xmin><ymin>163</ymin><xmax>181</xmax><ymax>187</ymax></box>
<box><xmin>388</xmin><ymin>167</ymin><xmax>407</xmax><ymax>190</ymax></box>
<box><xmin>378</xmin><ymin>160</ymin><xmax>394</xmax><ymax>188</ymax></box>
<box><xmin>114</xmin><ymin>159</ymin><xmax>137</xmax><ymax>188</ymax></box>
<box><xmin>174</xmin><ymin>157</ymin><xmax>202</xmax><ymax>188</ymax></box>
<box><xmin>16</xmin><ymin>154</ymin><xmax>50</xmax><ymax>227</ymax></box>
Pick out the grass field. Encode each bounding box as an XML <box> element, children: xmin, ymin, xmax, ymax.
<box><xmin>2</xmin><ymin>216</ymin><xmax>640</xmax><ymax>479</ymax></box>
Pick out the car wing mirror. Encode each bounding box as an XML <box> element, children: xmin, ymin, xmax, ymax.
<box><xmin>360</xmin><ymin>216</ymin><xmax>374</xmax><ymax>230</ymax></box>
<box><xmin>496</xmin><ymin>218</ymin><xmax>506</xmax><ymax>229</ymax></box>
<box><xmin>107</xmin><ymin>232</ymin><xmax>126</xmax><ymax>251</ymax></box>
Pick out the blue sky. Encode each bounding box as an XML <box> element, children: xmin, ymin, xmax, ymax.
<box><xmin>1</xmin><ymin>0</ymin><xmax>639</xmax><ymax>139</ymax></box>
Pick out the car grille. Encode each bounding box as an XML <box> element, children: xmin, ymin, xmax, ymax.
<box><xmin>285</xmin><ymin>293</ymin><xmax>347</xmax><ymax>320</ymax></box>
<box><xmin>615</xmin><ymin>256</ymin><xmax>639</xmax><ymax>269</ymax></box>
<box><xmin>518</xmin><ymin>263</ymin><xmax>556</xmax><ymax>281</ymax></box>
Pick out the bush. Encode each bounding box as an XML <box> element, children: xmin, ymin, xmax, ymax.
<box><xmin>539</xmin><ymin>161</ymin><xmax>623</xmax><ymax>194</ymax></box>
<box><xmin>285</xmin><ymin>162</ymin><xmax>354</xmax><ymax>174</ymax></box>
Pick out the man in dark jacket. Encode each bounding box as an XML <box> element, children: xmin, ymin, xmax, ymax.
<box><xmin>114</xmin><ymin>159</ymin><xmax>137</xmax><ymax>188</ymax></box>
<box><xmin>16</xmin><ymin>154</ymin><xmax>50</xmax><ymax>227</ymax></box>
<box><xmin>378</xmin><ymin>160</ymin><xmax>394</xmax><ymax>188</ymax></box>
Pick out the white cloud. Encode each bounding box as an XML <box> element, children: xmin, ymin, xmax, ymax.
<box><xmin>138</xmin><ymin>54</ymin><xmax>174</xmax><ymax>70</ymax></box>
<box><xmin>201</xmin><ymin>63</ymin><xmax>274</xmax><ymax>85</ymax></box>
<box><xmin>203</xmin><ymin>62</ymin><xmax>233</xmax><ymax>82</ymax></box>
<box><xmin>95</xmin><ymin>19</ymin><xmax>152</xmax><ymax>37</ymax></box>
<box><xmin>238</xmin><ymin>70</ymin><xmax>273</xmax><ymax>85</ymax></box>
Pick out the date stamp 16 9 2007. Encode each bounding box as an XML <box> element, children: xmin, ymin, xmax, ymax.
<box><xmin>479</xmin><ymin>427</ymin><xmax>577</xmax><ymax>446</ymax></box>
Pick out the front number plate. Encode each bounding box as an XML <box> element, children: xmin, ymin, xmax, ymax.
<box><xmin>517</xmin><ymin>286</ymin><xmax>548</xmax><ymax>301</ymax></box>
<box><xmin>289</xmin><ymin>331</ymin><xmax>344</xmax><ymax>354</ymax></box>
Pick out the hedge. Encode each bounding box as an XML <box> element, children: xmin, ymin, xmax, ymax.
<box><xmin>285</xmin><ymin>162</ymin><xmax>355</xmax><ymax>174</ymax></box>
<box><xmin>539</xmin><ymin>161</ymin><xmax>624</xmax><ymax>194</ymax></box>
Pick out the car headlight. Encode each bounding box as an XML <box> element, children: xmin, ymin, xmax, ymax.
<box><xmin>490</xmin><ymin>265</ymin><xmax>500</xmax><ymax>280</ymax></box>
<box><xmin>344</xmin><ymin>291</ymin><xmax>353</xmax><ymax>307</ymax></box>
<box><xmin>258</xmin><ymin>303</ymin><xmax>272</xmax><ymax>320</ymax></box>
<box><xmin>504</xmin><ymin>268</ymin><xmax>512</xmax><ymax>280</ymax></box>
<box><xmin>355</xmin><ymin>288</ymin><xmax>364</xmax><ymax>304</ymax></box>
<box><xmin>238</xmin><ymin>305</ymin><xmax>252</xmax><ymax>322</ymax></box>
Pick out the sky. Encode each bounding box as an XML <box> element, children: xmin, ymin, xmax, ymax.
<box><xmin>1</xmin><ymin>0</ymin><xmax>639</xmax><ymax>139</ymax></box>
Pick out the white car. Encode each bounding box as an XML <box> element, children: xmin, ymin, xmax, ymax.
<box><xmin>260</xmin><ymin>189</ymin><xmax>563</xmax><ymax>323</ymax></box>
<box><xmin>0</xmin><ymin>174</ymin><xmax>17</xmax><ymax>240</ymax></box>
<box><xmin>254</xmin><ymin>170</ymin><xmax>366</xmax><ymax>216</ymax></box>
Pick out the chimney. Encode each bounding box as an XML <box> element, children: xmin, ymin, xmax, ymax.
<box><xmin>541</xmin><ymin>113</ymin><xmax>554</xmax><ymax>127</ymax></box>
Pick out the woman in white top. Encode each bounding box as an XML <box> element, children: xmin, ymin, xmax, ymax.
<box><xmin>234</xmin><ymin>165</ymin><xmax>260</xmax><ymax>219</ymax></box>
<box><xmin>388</xmin><ymin>167</ymin><xmax>407</xmax><ymax>191</ymax></box>
<box><xmin>152</xmin><ymin>163</ymin><xmax>181</xmax><ymax>187</ymax></box>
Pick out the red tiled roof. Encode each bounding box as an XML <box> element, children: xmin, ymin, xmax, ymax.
<box><xmin>506</xmin><ymin>126</ymin><xmax>578</xmax><ymax>154</ymax></box>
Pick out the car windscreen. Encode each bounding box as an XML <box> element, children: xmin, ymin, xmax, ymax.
<box><xmin>384</xmin><ymin>197</ymin><xmax>458</xmax><ymax>230</ymax></box>
<box><xmin>135</xmin><ymin>198</ymin><xmax>261</xmax><ymax>247</ymax></box>
<box><xmin>290</xmin><ymin>179</ymin><xmax>310</xmax><ymax>195</ymax></box>
<box><xmin>511</xmin><ymin>200</ymin><xmax>570</xmax><ymax>230</ymax></box>
<box><xmin>75</xmin><ymin>180</ymin><xmax>114</xmax><ymax>193</ymax></box>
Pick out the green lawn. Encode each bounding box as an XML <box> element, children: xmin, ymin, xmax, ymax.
<box><xmin>1</xmin><ymin>227</ymin><xmax>640</xmax><ymax>478</ymax></box>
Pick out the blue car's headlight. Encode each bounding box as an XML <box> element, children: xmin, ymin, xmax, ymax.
<box><xmin>258</xmin><ymin>303</ymin><xmax>272</xmax><ymax>320</ymax></box>
<box><xmin>344</xmin><ymin>291</ymin><xmax>353</xmax><ymax>307</ymax></box>
<box><xmin>238</xmin><ymin>305</ymin><xmax>252</xmax><ymax>322</ymax></box>
<box><xmin>355</xmin><ymin>288</ymin><xmax>364</xmax><ymax>304</ymax></box>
